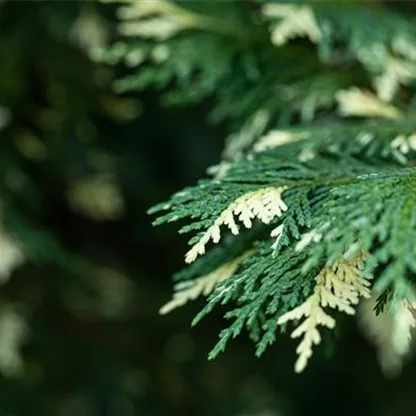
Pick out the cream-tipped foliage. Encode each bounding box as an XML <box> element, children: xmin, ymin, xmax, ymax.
<box><xmin>0</xmin><ymin>306</ymin><xmax>28</xmax><ymax>377</ymax></box>
<box><xmin>115</xmin><ymin>0</ymin><xmax>217</xmax><ymax>41</ymax></box>
<box><xmin>295</xmin><ymin>228</ymin><xmax>325</xmax><ymax>253</ymax></box>
<box><xmin>391</xmin><ymin>134</ymin><xmax>416</xmax><ymax>155</ymax></box>
<box><xmin>66</xmin><ymin>175</ymin><xmax>124</xmax><ymax>221</ymax></box>
<box><xmin>253</xmin><ymin>130</ymin><xmax>310</xmax><ymax>153</ymax></box>
<box><xmin>120</xmin><ymin>18</ymin><xmax>181</xmax><ymax>40</ymax></box>
<box><xmin>262</xmin><ymin>4</ymin><xmax>321</xmax><ymax>46</ymax></box>
<box><xmin>392</xmin><ymin>301</ymin><xmax>416</xmax><ymax>356</ymax></box>
<box><xmin>70</xmin><ymin>6</ymin><xmax>108</xmax><ymax>53</ymax></box>
<box><xmin>374</xmin><ymin>57</ymin><xmax>416</xmax><ymax>103</ymax></box>
<box><xmin>336</xmin><ymin>87</ymin><xmax>401</xmax><ymax>119</ymax></box>
<box><xmin>0</xmin><ymin>226</ymin><xmax>25</xmax><ymax>284</ymax></box>
<box><xmin>278</xmin><ymin>253</ymin><xmax>371</xmax><ymax>373</ymax></box>
<box><xmin>185</xmin><ymin>187</ymin><xmax>288</xmax><ymax>263</ymax></box>
<box><xmin>270</xmin><ymin>223</ymin><xmax>284</xmax><ymax>254</ymax></box>
<box><xmin>116</xmin><ymin>0</ymin><xmax>185</xmax><ymax>40</ymax></box>
<box><xmin>115</xmin><ymin>0</ymin><xmax>175</xmax><ymax>20</ymax></box>
<box><xmin>160</xmin><ymin>251</ymin><xmax>254</xmax><ymax>315</ymax></box>
<box><xmin>359</xmin><ymin>297</ymin><xmax>416</xmax><ymax>377</ymax></box>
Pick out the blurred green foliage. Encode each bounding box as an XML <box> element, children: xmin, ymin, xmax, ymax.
<box><xmin>0</xmin><ymin>1</ymin><xmax>415</xmax><ymax>416</ymax></box>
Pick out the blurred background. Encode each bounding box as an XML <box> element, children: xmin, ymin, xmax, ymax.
<box><xmin>0</xmin><ymin>1</ymin><xmax>416</xmax><ymax>415</ymax></box>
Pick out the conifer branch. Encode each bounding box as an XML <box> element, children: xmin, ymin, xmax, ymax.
<box><xmin>278</xmin><ymin>252</ymin><xmax>371</xmax><ymax>373</ymax></box>
<box><xmin>119</xmin><ymin>0</ymin><xmax>416</xmax><ymax>373</ymax></box>
<box><xmin>185</xmin><ymin>187</ymin><xmax>287</xmax><ymax>263</ymax></box>
<box><xmin>160</xmin><ymin>250</ymin><xmax>255</xmax><ymax>315</ymax></box>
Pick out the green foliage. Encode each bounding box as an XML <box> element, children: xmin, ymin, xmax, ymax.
<box><xmin>0</xmin><ymin>2</ymin><xmax>143</xmax><ymax>390</ymax></box>
<box><xmin>106</xmin><ymin>0</ymin><xmax>416</xmax><ymax>372</ymax></box>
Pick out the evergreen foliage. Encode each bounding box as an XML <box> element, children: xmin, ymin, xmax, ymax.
<box><xmin>0</xmin><ymin>1</ymin><xmax>141</xmax><ymax>386</ymax></box>
<box><xmin>105</xmin><ymin>0</ymin><xmax>416</xmax><ymax>373</ymax></box>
